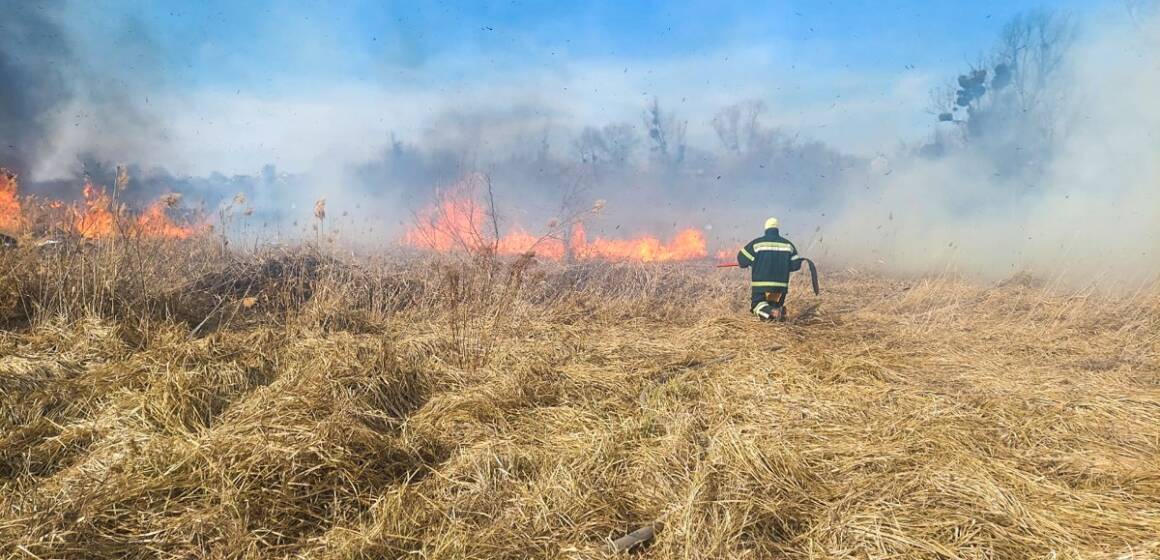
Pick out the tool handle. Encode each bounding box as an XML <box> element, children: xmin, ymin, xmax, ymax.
<box><xmin>715</xmin><ymin>263</ymin><xmax>739</xmax><ymax>268</ymax></box>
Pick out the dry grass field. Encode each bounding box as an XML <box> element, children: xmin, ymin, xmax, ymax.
<box><xmin>1</xmin><ymin>238</ymin><xmax>1157</xmax><ymax>559</ymax></box>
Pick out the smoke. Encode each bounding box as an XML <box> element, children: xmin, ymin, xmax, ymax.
<box><xmin>821</xmin><ymin>9</ymin><xmax>1160</xmax><ymax>287</ymax></box>
<box><xmin>0</xmin><ymin>2</ymin><xmax>880</xmax><ymax>241</ymax></box>
<box><xmin>0</xmin><ymin>0</ymin><xmax>73</xmax><ymax>177</ymax></box>
<box><xmin>2</xmin><ymin>3</ymin><xmax>1156</xmax><ymax>285</ymax></box>
<box><xmin>1</xmin><ymin>0</ymin><xmax>172</xmax><ymax>190</ymax></box>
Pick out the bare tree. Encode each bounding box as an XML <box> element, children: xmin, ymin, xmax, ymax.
<box><xmin>574</xmin><ymin>123</ymin><xmax>640</xmax><ymax>169</ymax></box>
<box><xmin>600</xmin><ymin>123</ymin><xmax>639</xmax><ymax>167</ymax></box>
<box><xmin>923</xmin><ymin>8</ymin><xmax>1078</xmax><ymax>180</ymax></box>
<box><xmin>739</xmin><ymin>100</ymin><xmax>767</xmax><ymax>154</ymax></box>
<box><xmin>711</xmin><ymin>104</ymin><xmax>742</xmax><ymax>155</ymax></box>
<box><xmin>712</xmin><ymin>100</ymin><xmax>768</xmax><ymax>156</ymax></box>
<box><xmin>642</xmin><ymin>98</ymin><xmax>687</xmax><ymax>169</ymax></box>
<box><xmin>930</xmin><ymin>10</ymin><xmax>1075</xmax><ymax>125</ymax></box>
<box><xmin>574</xmin><ymin>127</ymin><xmax>608</xmax><ymax>165</ymax></box>
<box><xmin>993</xmin><ymin>10</ymin><xmax>1076</xmax><ymax>112</ymax></box>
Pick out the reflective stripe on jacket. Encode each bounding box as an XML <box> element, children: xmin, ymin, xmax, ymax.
<box><xmin>737</xmin><ymin>228</ymin><xmax>802</xmax><ymax>289</ymax></box>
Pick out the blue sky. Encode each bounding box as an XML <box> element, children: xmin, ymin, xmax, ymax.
<box><xmin>100</xmin><ymin>0</ymin><xmax>1093</xmax><ymax>88</ymax></box>
<box><xmin>45</xmin><ymin>0</ymin><xmax>1104</xmax><ymax>175</ymax></box>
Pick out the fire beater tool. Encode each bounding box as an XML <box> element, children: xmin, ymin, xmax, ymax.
<box><xmin>716</xmin><ymin>258</ymin><xmax>820</xmax><ymax>295</ymax></box>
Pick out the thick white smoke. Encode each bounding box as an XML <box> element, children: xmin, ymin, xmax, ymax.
<box><xmin>823</xmin><ymin>11</ymin><xmax>1159</xmax><ymax>288</ymax></box>
<box><xmin>6</xmin><ymin>3</ymin><xmax>1156</xmax><ymax>283</ymax></box>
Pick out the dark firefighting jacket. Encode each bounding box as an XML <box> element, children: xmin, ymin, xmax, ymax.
<box><xmin>736</xmin><ymin>228</ymin><xmax>803</xmax><ymax>290</ymax></box>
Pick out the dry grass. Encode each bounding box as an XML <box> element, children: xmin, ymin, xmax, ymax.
<box><xmin>1</xmin><ymin>238</ymin><xmax>1157</xmax><ymax>559</ymax></box>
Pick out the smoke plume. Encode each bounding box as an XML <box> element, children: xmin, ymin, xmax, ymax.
<box><xmin>822</xmin><ymin>9</ymin><xmax>1159</xmax><ymax>287</ymax></box>
<box><xmin>1</xmin><ymin>3</ymin><xmax>1156</xmax><ymax>286</ymax></box>
<box><xmin>1</xmin><ymin>0</ymin><xmax>168</xmax><ymax>189</ymax></box>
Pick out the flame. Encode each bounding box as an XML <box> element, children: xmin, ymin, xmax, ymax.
<box><xmin>136</xmin><ymin>193</ymin><xmax>206</xmax><ymax>239</ymax></box>
<box><xmin>74</xmin><ymin>181</ymin><xmax>117</xmax><ymax>238</ymax></box>
<box><xmin>1</xmin><ymin>170</ymin><xmax>21</xmax><ymax>233</ymax></box>
<box><xmin>403</xmin><ymin>179</ymin><xmax>707</xmax><ymax>262</ymax></box>
<box><xmin>495</xmin><ymin>226</ymin><xmax>566</xmax><ymax>259</ymax></box>
<box><xmin>403</xmin><ymin>180</ymin><xmax>490</xmax><ymax>252</ymax></box>
<box><xmin>571</xmin><ymin>223</ymin><xmax>706</xmax><ymax>262</ymax></box>
<box><xmin>0</xmin><ymin>173</ymin><xmax>206</xmax><ymax>240</ymax></box>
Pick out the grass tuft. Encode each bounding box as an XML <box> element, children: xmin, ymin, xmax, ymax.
<box><xmin>1</xmin><ymin>238</ymin><xmax>1157</xmax><ymax>558</ymax></box>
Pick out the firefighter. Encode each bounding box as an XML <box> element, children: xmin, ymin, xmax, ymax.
<box><xmin>737</xmin><ymin>217</ymin><xmax>805</xmax><ymax>321</ymax></box>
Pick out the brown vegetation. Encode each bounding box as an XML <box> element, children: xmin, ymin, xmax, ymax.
<box><xmin>1</xmin><ymin>238</ymin><xmax>1157</xmax><ymax>559</ymax></box>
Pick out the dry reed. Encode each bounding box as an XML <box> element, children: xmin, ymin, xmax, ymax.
<box><xmin>1</xmin><ymin>238</ymin><xmax>1157</xmax><ymax>559</ymax></box>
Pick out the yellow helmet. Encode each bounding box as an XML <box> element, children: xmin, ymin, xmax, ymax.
<box><xmin>764</xmin><ymin>217</ymin><xmax>779</xmax><ymax>230</ymax></box>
